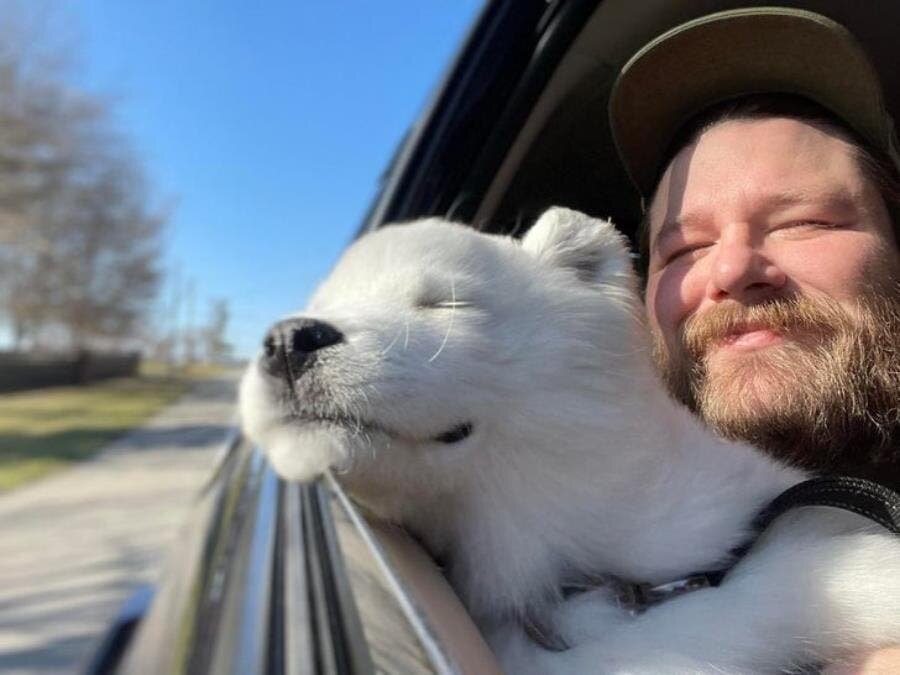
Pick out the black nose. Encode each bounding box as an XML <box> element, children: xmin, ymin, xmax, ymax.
<box><xmin>261</xmin><ymin>318</ymin><xmax>344</xmax><ymax>378</ymax></box>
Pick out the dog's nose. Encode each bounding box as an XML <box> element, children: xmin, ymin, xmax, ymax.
<box><xmin>261</xmin><ymin>318</ymin><xmax>344</xmax><ymax>378</ymax></box>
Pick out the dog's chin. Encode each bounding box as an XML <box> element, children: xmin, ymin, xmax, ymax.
<box><xmin>285</xmin><ymin>408</ymin><xmax>475</xmax><ymax>447</ymax></box>
<box><xmin>263</xmin><ymin>423</ymin><xmax>353</xmax><ymax>482</ymax></box>
<box><xmin>254</xmin><ymin>409</ymin><xmax>476</xmax><ymax>483</ymax></box>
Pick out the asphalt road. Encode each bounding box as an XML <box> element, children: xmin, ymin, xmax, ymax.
<box><xmin>0</xmin><ymin>373</ymin><xmax>241</xmax><ymax>675</ymax></box>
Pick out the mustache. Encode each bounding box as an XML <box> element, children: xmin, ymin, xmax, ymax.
<box><xmin>679</xmin><ymin>295</ymin><xmax>846</xmax><ymax>358</ymax></box>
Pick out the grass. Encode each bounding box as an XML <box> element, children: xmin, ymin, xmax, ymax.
<box><xmin>0</xmin><ymin>376</ymin><xmax>190</xmax><ymax>491</ymax></box>
<box><xmin>140</xmin><ymin>360</ymin><xmax>236</xmax><ymax>379</ymax></box>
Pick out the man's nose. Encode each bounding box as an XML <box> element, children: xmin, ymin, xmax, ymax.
<box><xmin>707</xmin><ymin>230</ymin><xmax>786</xmax><ymax>302</ymax></box>
<box><xmin>261</xmin><ymin>317</ymin><xmax>344</xmax><ymax>379</ymax></box>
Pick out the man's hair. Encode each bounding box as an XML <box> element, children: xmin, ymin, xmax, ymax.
<box><xmin>636</xmin><ymin>93</ymin><xmax>900</xmax><ymax>278</ymax></box>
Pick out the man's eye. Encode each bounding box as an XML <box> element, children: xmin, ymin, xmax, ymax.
<box><xmin>664</xmin><ymin>243</ymin><xmax>710</xmax><ymax>264</ymax></box>
<box><xmin>786</xmin><ymin>219</ymin><xmax>830</xmax><ymax>228</ymax></box>
<box><xmin>772</xmin><ymin>220</ymin><xmax>844</xmax><ymax>237</ymax></box>
<box><xmin>801</xmin><ymin>219</ymin><xmax>845</xmax><ymax>229</ymax></box>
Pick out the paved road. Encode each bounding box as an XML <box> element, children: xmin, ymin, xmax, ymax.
<box><xmin>0</xmin><ymin>374</ymin><xmax>241</xmax><ymax>675</ymax></box>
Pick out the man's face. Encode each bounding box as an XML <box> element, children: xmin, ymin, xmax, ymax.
<box><xmin>645</xmin><ymin>116</ymin><xmax>900</xmax><ymax>472</ymax></box>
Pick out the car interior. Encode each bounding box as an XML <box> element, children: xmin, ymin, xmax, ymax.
<box><xmin>474</xmin><ymin>0</ymin><xmax>900</xmax><ymax>248</ymax></box>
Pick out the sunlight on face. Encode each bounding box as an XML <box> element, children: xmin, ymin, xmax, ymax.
<box><xmin>644</xmin><ymin>117</ymin><xmax>900</xmax><ymax>470</ymax></box>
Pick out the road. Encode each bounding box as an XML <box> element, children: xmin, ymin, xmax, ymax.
<box><xmin>0</xmin><ymin>374</ymin><xmax>240</xmax><ymax>675</ymax></box>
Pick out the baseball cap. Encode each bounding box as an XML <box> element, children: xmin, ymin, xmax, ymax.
<box><xmin>609</xmin><ymin>7</ymin><xmax>900</xmax><ymax>198</ymax></box>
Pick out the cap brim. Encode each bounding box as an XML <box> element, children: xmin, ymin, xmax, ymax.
<box><xmin>610</xmin><ymin>7</ymin><xmax>893</xmax><ymax>197</ymax></box>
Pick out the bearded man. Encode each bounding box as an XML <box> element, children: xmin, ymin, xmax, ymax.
<box><xmin>610</xmin><ymin>7</ymin><xmax>900</xmax><ymax>672</ymax></box>
<box><xmin>645</xmin><ymin>94</ymin><xmax>900</xmax><ymax>486</ymax></box>
<box><xmin>611</xmin><ymin>7</ymin><xmax>900</xmax><ymax>488</ymax></box>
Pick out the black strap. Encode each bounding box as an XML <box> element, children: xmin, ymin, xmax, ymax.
<box><xmin>551</xmin><ymin>476</ymin><xmax>900</xmax><ymax>627</ymax></box>
<box><xmin>751</xmin><ymin>475</ymin><xmax>900</xmax><ymax>537</ymax></box>
<box><xmin>710</xmin><ymin>476</ymin><xmax>900</xmax><ymax>587</ymax></box>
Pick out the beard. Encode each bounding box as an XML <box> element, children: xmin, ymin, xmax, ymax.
<box><xmin>653</xmin><ymin>286</ymin><xmax>900</xmax><ymax>480</ymax></box>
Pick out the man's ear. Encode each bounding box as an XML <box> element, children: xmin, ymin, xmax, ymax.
<box><xmin>521</xmin><ymin>207</ymin><xmax>633</xmax><ymax>285</ymax></box>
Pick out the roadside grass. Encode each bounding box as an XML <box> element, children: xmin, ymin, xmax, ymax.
<box><xmin>0</xmin><ymin>376</ymin><xmax>189</xmax><ymax>491</ymax></box>
<box><xmin>141</xmin><ymin>360</ymin><xmax>241</xmax><ymax>379</ymax></box>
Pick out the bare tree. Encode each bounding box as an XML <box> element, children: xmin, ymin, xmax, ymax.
<box><xmin>0</xmin><ymin>3</ymin><xmax>85</xmax><ymax>242</ymax></box>
<box><xmin>0</xmin><ymin>2</ymin><xmax>166</xmax><ymax>350</ymax></box>
<box><xmin>53</xmin><ymin>143</ymin><xmax>164</xmax><ymax>348</ymax></box>
<box><xmin>202</xmin><ymin>299</ymin><xmax>233</xmax><ymax>364</ymax></box>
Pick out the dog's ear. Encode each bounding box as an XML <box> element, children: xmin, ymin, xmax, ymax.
<box><xmin>521</xmin><ymin>207</ymin><xmax>633</xmax><ymax>285</ymax></box>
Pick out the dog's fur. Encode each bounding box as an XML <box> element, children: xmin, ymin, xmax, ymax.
<box><xmin>241</xmin><ymin>208</ymin><xmax>900</xmax><ymax>672</ymax></box>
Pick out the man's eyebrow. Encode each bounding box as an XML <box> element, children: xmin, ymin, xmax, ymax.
<box><xmin>760</xmin><ymin>188</ymin><xmax>861</xmax><ymax>211</ymax></box>
<box><xmin>652</xmin><ymin>220</ymin><xmax>684</xmax><ymax>250</ymax></box>
<box><xmin>652</xmin><ymin>216</ymin><xmax>702</xmax><ymax>251</ymax></box>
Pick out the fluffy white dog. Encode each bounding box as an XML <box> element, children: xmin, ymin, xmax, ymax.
<box><xmin>240</xmin><ymin>208</ymin><xmax>900</xmax><ymax>673</ymax></box>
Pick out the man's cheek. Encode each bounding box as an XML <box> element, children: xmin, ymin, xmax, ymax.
<box><xmin>646</xmin><ymin>267</ymin><xmax>695</xmax><ymax>349</ymax></box>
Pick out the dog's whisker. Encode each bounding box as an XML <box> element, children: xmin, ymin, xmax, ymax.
<box><xmin>428</xmin><ymin>276</ymin><xmax>455</xmax><ymax>363</ymax></box>
<box><xmin>381</xmin><ymin>324</ymin><xmax>403</xmax><ymax>356</ymax></box>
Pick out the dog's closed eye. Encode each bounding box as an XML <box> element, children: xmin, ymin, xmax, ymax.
<box><xmin>425</xmin><ymin>300</ymin><xmax>473</xmax><ymax>309</ymax></box>
<box><xmin>415</xmin><ymin>289</ymin><xmax>473</xmax><ymax>310</ymax></box>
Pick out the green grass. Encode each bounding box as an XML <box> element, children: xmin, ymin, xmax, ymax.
<box><xmin>0</xmin><ymin>376</ymin><xmax>189</xmax><ymax>491</ymax></box>
<box><xmin>141</xmin><ymin>360</ymin><xmax>245</xmax><ymax>380</ymax></box>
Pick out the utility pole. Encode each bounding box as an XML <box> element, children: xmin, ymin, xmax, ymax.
<box><xmin>184</xmin><ymin>277</ymin><xmax>196</xmax><ymax>366</ymax></box>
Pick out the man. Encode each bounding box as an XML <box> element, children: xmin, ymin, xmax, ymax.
<box><xmin>647</xmin><ymin>100</ymin><xmax>899</xmax><ymax>480</ymax></box>
<box><xmin>609</xmin><ymin>7</ymin><xmax>900</xmax><ymax>673</ymax></box>
<box><xmin>610</xmin><ymin>7</ymin><xmax>900</xmax><ymax>487</ymax></box>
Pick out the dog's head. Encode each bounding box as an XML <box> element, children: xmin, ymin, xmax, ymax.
<box><xmin>239</xmin><ymin>208</ymin><xmax>642</xmax><ymax>503</ymax></box>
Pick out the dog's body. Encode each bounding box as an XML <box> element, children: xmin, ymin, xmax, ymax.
<box><xmin>240</xmin><ymin>208</ymin><xmax>900</xmax><ymax>672</ymax></box>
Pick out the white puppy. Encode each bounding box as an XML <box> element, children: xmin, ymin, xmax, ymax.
<box><xmin>241</xmin><ymin>208</ymin><xmax>900</xmax><ymax>672</ymax></box>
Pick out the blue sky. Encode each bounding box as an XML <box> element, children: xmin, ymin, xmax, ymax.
<box><xmin>69</xmin><ymin>1</ymin><xmax>483</xmax><ymax>358</ymax></box>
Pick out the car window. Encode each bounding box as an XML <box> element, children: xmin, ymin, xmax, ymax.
<box><xmin>117</xmin><ymin>438</ymin><xmax>500</xmax><ymax>674</ymax></box>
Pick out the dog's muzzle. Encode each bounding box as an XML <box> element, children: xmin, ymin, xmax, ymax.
<box><xmin>261</xmin><ymin>317</ymin><xmax>344</xmax><ymax>380</ymax></box>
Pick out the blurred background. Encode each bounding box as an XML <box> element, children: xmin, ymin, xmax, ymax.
<box><xmin>0</xmin><ymin>1</ymin><xmax>482</xmax><ymax>672</ymax></box>
<box><xmin>1</xmin><ymin>0</ymin><xmax>483</xmax><ymax>365</ymax></box>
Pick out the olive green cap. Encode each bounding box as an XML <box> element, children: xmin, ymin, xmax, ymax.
<box><xmin>610</xmin><ymin>7</ymin><xmax>900</xmax><ymax>197</ymax></box>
